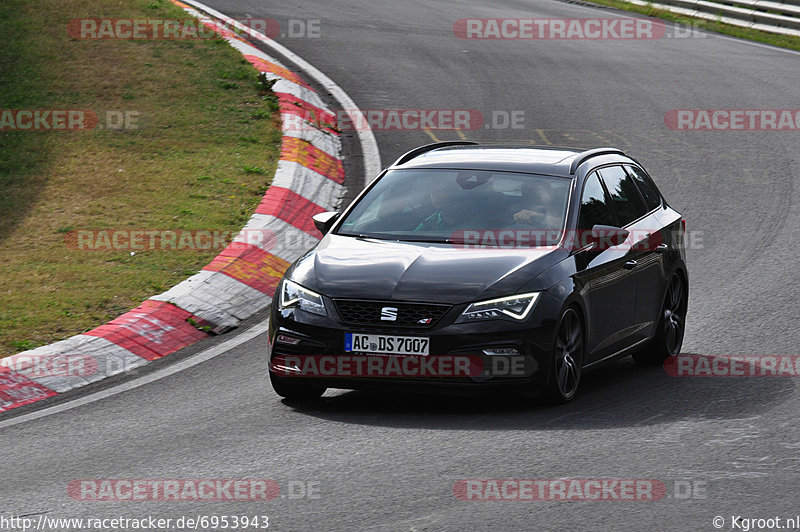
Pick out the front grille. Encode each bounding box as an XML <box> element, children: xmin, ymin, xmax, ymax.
<box><xmin>333</xmin><ymin>299</ymin><xmax>451</xmax><ymax>329</ymax></box>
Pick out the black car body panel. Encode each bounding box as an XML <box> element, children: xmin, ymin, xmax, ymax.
<box><xmin>287</xmin><ymin>235</ymin><xmax>566</xmax><ymax>304</ymax></box>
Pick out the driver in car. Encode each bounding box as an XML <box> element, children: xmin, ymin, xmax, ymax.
<box><xmin>513</xmin><ymin>181</ymin><xmax>551</xmax><ymax>225</ymax></box>
<box><xmin>414</xmin><ymin>177</ymin><xmax>474</xmax><ymax>232</ymax></box>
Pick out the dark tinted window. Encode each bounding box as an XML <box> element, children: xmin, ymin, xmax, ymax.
<box><xmin>597</xmin><ymin>165</ymin><xmax>647</xmax><ymax>226</ymax></box>
<box><xmin>625</xmin><ymin>165</ymin><xmax>662</xmax><ymax>211</ymax></box>
<box><xmin>336</xmin><ymin>169</ymin><xmax>571</xmax><ymax>242</ymax></box>
<box><xmin>578</xmin><ymin>172</ymin><xmax>616</xmax><ymax>231</ymax></box>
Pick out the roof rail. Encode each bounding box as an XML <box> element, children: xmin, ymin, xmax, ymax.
<box><xmin>568</xmin><ymin>147</ymin><xmax>625</xmax><ymax>175</ymax></box>
<box><xmin>392</xmin><ymin>141</ymin><xmax>478</xmax><ymax>166</ymax></box>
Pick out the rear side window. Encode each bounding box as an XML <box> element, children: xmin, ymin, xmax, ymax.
<box><xmin>597</xmin><ymin>165</ymin><xmax>647</xmax><ymax>226</ymax></box>
<box><xmin>625</xmin><ymin>165</ymin><xmax>662</xmax><ymax>211</ymax></box>
<box><xmin>578</xmin><ymin>172</ymin><xmax>616</xmax><ymax>230</ymax></box>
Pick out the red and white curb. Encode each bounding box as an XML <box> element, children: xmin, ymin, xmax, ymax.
<box><xmin>0</xmin><ymin>1</ymin><xmax>376</xmax><ymax>413</ymax></box>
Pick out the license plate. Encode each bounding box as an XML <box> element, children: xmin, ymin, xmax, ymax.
<box><xmin>344</xmin><ymin>333</ymin><xmax>429</xmax><ymax>356</ymax></box>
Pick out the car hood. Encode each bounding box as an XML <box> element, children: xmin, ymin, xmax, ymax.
<box><xmin>288</xmin><ymin>234</ymin><xmax>566</xmax><ymax>304</ymax></box>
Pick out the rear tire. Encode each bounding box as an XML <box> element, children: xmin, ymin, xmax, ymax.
<box><xmin>269</xmin><ymin>372</ymin><xmax>326</xmax><ymax>400</ymax></box>
<box><xmin>632</xmin><ymin>273</ymin><xmax>687</xmax><ymax>365</ymax></box>
<box><xmin>545</xmin><ymin>307</ymin><xmax>584</xmax><ymax>404</ymax></box>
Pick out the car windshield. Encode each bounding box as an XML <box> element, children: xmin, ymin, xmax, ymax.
<box><xmin>336</xmin><ymin>169</ymin><xmax>571</xmax><ymax>246</ymax></box>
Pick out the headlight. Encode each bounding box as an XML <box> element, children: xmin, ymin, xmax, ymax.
<box><xmin>456</xmin><ymin>292</ymin><xmax>540</xmax><ymax>323</ymax></box>
<box><xmin>278</xmin><ymin>279</ymin><xmax>327</xmax><ymax>316</ymax></box>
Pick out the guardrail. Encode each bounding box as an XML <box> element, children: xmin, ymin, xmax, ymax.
<box><xmin>623</xmin><ymin>0</ymin><xmax>800</xmax><ymax>36</ymax></box>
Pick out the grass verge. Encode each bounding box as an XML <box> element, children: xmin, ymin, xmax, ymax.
<box><xmin>586</xmin><ymin>0</ymin><xmax>800</xmax><ymax>52</ymax></box>
<box><xmin>0</xmin><ymin>0</ymin><xmax>282</xmax><ymax>356</ymax></box>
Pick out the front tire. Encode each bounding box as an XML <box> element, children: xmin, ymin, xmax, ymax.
<box><xmin>269</xmin><ymin>372</ymin><xmax>326</xmax><ymax>400</ymax></box>
<box><xmin>545</xmin><ymin>307</ymin><xmax>584</xmax><ymax>404</ymax></box>
<box><xmin>632</xmin><ymin>272</ymin><xmax>687</xmax><ymax>365</ymax></box>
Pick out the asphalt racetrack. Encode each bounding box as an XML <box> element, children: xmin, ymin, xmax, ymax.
<box><xmin>3</xmin><ymin>1</ymin><xmax>800</xmax><ymax>530</ymax></box>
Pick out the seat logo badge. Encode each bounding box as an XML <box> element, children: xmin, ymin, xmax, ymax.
<box><xmin>381</xmin><ymin>307</ymin><xmax>398</xmax><ymax>321</ymax></box>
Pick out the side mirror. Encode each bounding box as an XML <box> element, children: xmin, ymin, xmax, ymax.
<box><xmin>312</xmin><ymin>211</ymin><xmax>340</xmax><ymax>235</ymax></box>
<box><xmin>588</xmin><ymin>224</ymin><xmax>630</xmax><ymax>250</ymax></box>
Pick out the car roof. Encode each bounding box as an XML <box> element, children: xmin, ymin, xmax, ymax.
<box><xmin>391</xmin><ymin>143</ymin><xmax>630</xmax><ymax>177</ymax></box>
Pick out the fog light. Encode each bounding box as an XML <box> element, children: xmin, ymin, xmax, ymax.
<box><xmin>276</xmin><ymin>334</ymin><xmax>301</xmax><ymax>345</ymax></box>
<box><xmin>482</xmin><ymin>347</ymin><xmax>521</xmax><ymax>356</ymax></box>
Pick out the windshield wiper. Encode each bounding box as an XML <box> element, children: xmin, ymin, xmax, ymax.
<box><xmin>340</xmin><ymin>233</ymin><xmax>460</xmax><ymax>244</ymax></box>
<box><xmin>397</xmin><ymin>236</ymin><xmax>456</xmax><ymax>244</ymax></box>
<box><xmin>336</xmin><ymin>232</ymin><xmax>381</xmax><ymax>240</ymax></box>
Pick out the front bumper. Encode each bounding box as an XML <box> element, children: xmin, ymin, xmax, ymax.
<box><xmin>267</xmin><ymin>291</ymin><xmax>561</xmax><ymax>394</ymax></box>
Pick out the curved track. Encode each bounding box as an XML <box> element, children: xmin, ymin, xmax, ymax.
<box><xmin>3</xmin><ymin>1</ymin><xmax>800</xmax><ymax>529</ymax></box>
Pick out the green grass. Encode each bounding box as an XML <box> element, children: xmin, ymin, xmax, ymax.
<box><xmin>0</xmin><ymin>0</ymin><xmax>282</xmax><ymax>355</ymax></box>
<box><xmin>586</xmin><ymin>0</ymin><xmax>800</xmax><ymax>52</ymax></box>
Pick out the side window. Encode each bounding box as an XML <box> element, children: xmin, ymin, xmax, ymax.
<box><xmin>578</xmin><ymin>172</ymin><xmax>616</xmax><ymax>231</ymax></box>
<box><xmin>625</xmin><ymin>165</ymin><xmax>662</xmax><ymax>211</ymax></box>
<box><xmin>597</xmin><ymin>165</ymin><xmax>647</xmax><ymax>226</ymax></box>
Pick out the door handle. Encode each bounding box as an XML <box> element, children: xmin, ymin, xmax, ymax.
<box><xmin>654</xmin><ymin>243</ymin><xmax>668</xmax><ymax>253</ymax></box>
<box><xmin>624</xmin><ymin>260</ymin><xmax>637</xmax><ymax>270</ymax></box>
